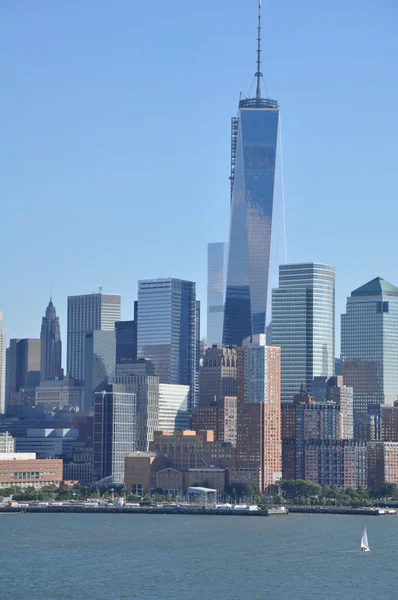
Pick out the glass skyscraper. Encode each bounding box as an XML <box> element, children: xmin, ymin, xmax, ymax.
<box><xmin>137</xmin><ymin>279</ymin><xmax>199</xmax><ymax>410</ymax></box>
<box><xmin>207</xmin><ymin>242</ymin><xmax>228</xmax><ymax>346</ymax></box>
<box><xmin>67</xmin><ymin>293</ymin><xmax>121</xmax><ymax>384</ymax></box>
<box><xmin>223</xmin><ymin>3</ymin><xmax>286</xmax><ymax>346</ymax></box>
<box><xmin>341</xmin><ymin>277</ymin><xmax>398</xmax><ymax>422</ymax></box>
<box><xmin>272</xmin><ymin>263</ymin><xmax>335</xmax><ymax>403</ymax></box>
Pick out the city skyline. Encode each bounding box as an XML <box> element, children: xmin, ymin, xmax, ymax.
<box><xmin>1</xmin><ymin>1</ymin><xmax>397</xmax><ymax>351</ymax></box>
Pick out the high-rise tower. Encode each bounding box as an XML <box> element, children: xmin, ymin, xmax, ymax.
<box><xmin>0</xmin><ymin>312</ymin><xmax>5</xmax><ymax>413</ymax></box>
<box><xmin>223</xmin><ymin>1</ymin><xmax>286</xmax><ymax>346</ymax></box>
<box><xmin>341</xmin><ymin>277</ymin><xmax>398</xmax><ymax>424</ymax></box>
<box><xmin>67</xmin><ymin>293</ymin><xmax>121</xmax><ymax>384</ymax></box>
<box><xmin>40</xmin><ymin>299</ymin><xmax>62</xmax><ymax>382</ymax></box>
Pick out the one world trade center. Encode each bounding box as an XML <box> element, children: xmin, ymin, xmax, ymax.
<box><xmin>223</xmin><ymin>1</ymin><xmax>286</xmax><ymax>346</ymax></box>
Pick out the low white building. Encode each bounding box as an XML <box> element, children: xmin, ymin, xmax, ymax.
<box><xmin>0</xmin><ymin>432</ymin><xmax>15</xmax><ymax>453</ymax></box>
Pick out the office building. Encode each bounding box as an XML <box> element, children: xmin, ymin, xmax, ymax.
<box><xmin>115</xmin><ymin>320</ymin><xmax>137</xmax><ymax>373</ymax></box>
<box><xmin>116</xmin><ymin>360</ymin><xmax>159</xmax><ymax>451</ymax></box>
<box><xmin>207</xmin><ymin>242</ymin><xmax>228</xmax><ymax>346</ymax></box>
<box><xmin>311</xmin><ymin>376</ymin><xmax>354</xmax><ymax>439</ymax></box>
<box><xmin>158</xmin><ymin>384</ymin><xmax>190</xmax><ymax>433</ymax></box>
<box><xmin>35</xmin><ymin>377</ymin><xmax>84</xmax><ymax>412</ymax></box>
<box><xmin>40</xmin><ymin>298</ymin><xmax>62</xmax><ymax>382</ymax></box>
<box><xmin>15</xmin><ymin>428</ymin><xmax>79</xmax><ymax>459</ymax></box>
<box><xmin>235</xmin><ymin>335</ymin><xmax>282</xmax><ymax>491</ymax></box>
<box><xmin>223</xmin><ymin>3</ymin><xmax>286</xmax><ymax>346</ymax></box>
<box><xmin>380</xmin><ymin>402</ymin><xmax>398</xmax><ymax>442</ymax></box>
<box><xmin>0</xmin><ymin>312</ymin><xmax>5</xmax><ymax>413</ymax></box>
<box><xmin>199</xmin><ymin>346</ymin><xmax>237</xmax><ymax>406</ymax></box>
<box><xmin>272</xmin><ymin>263</ymin><xmax>335</xmax><ymax>402</ymax></box>
<box><xmin>281</xmin><ymin>391</ymin><xmax>343</xmax><ymax>481</ymax></box>
<box><xmin>93</xmin><ymin>385</ymin><xmax>136</xmax><ymax>484</ymax></box>
<box><xmin>0</xmin><ymin>454</ymin><xmax>63</xmax><ymax>489</ymax></box>
<box><xmin>304</xmin><ymin>440</ymin><xmax>367</xmax><ymax>489</ymax></box>
<box><xmin>6</xmin><ymin>338</ymin><xmax>41</xmax><ymax>408</ymax></box>
<box><xmin>367</xmin><ymin>441</ymin><xmax>398</xmax><ymax>491</ymax></box>
<box><xmin>84</xmin><ymin>330</ymin><xmax>116</xmax><ymax>411</ymax></box>
<box><xmin>0</xmin><ymin>432</ymin><xmax>15</xmax><ymax>453</ymax></box>
<box><xmin>192</xmin><ymin>396</ymin><xmax>238</xmax><ymax>445</ymax></box>
<box><xmin>341</xmin><ymin>277</ymin><xmax>398</xmax><ymax>427</ymax></box>
<box><xmin>67</xmin><ymin>293</ymin><xmax>121</xmax><ymax>384</ymax></box>
<box><xmin>124</xmin><ymin>451</ymin><xmax>168</xmax><ymax>496</ymax></box>
<box><xmin>151</xmin><ymin>430</ymin><xmax>235</xmax><ymax>471</ymax></box>
<box><xmin>137</xmin><ymin>279</ymin><xmax>199</xmax><ymax>410</ymax></box>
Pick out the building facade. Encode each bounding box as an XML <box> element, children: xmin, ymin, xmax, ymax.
<box><xmin>0</xmin><ymin>432</ymin><xmax>15</xmax><ymax>453</ymax></box>
<box><xmin>341</xmin><ymin>277</ymin><xmax>398</xmax><ymax>428</ymax></box>
<box><xmin>93</xmin><ymin>385</ymin><xmax>136</xmax><ymax>484</ymax></box>
<box><xmin>158</xmin><ymin>384</ymin><xmax>190</xmax><ymax>434</ymax></box>
<box><xmin>116</xmin><ymin>361</ymin><xmax>159</xmax><ymax>451</ymax></box>
<box><xmin>367</xmin><ymin>441</ymin><xmax>398</xmax><ymax>491</ymax></box>
<box><xmin>381</xmin><ymin>402</ymin><xmax>398</xmax><ymax>442</ymax></box>
<box><xmin>199</xmin><ymin>346</ymin><xmax>237</xmax><ymax>406</ymax></box>
<box><xmin>0</xmin><ymin>312</ymin><xmax>5</xmax><ymax>413</ymax></box>
<box><xmin>137</xmin><ymin>279</ymin><xmax>199</xmax><ymax>410</ymax></box>
<box><xmin>35</xmin><ymin>377</ymin><xmax>84</xmax><ymax>412</ymax></box>
<box><xmin>115</xmin><ymin>320</ymin><xmax>137</xmax><ymax>371</ymax></box>
<box><xmin>15</xmin><ymin>428</ymin><xmax>79</xmax><ymax>459</ymax></box>
<box><xmin>67</xmin><ymin>293</ymin><xmax>121</xmax><ymax>384</ymax></box>
<box><xmin>272</xmin><ymin>263</ymin><xmax>335</xmax><ymax>402</ymax></box>
<box><xmin>192</xmin><ymin>396</ymin><xmax>238</xmax><ymax>446</ymax></box>
<box><xmin>84</xmin><ymin>330</ymin><xmax>116</xmax><ymax>411</ymax></box>
<box><xmin>311</xmin><ymin>376</ymin><xmax>354</xmax><ymax>439</ymax></box>
<box><xmin>281</xmin><ymin>392</ymin><xmax>343</xmax><ymax>481</ymax></box>
<box><xmin>304</xmin><ymin>440</ymin><xmax>367</xmax><ymax>489</ymax></box>
<box><xmin>207</xmin><ymin>242</ymin><xmax>228</xmax><ymax>346</ymax></box>
<box><xmin>6</xmin><ymin>338</ymin><xmax>41</xmax><ymax>409</ymax></box>
<box><xmin>40</xmin><ymin>299</ymin><xmax>62</xmax><ymax>382</ymax></box>
<box><xmin>235</xmin><ymin>336</ymin><xmax>282</xmax><ymax>491</ymax></box>
<box><xmin>0</xmin><ymin>456</ymin><xmax>63</xmax><ymax>489</ymax></box>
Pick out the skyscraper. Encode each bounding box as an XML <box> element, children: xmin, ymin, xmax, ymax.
<box><xmin>115</xmin><ymin>320</ymin><xmax>137</xmax><ymax>371</ymax></box>
<box><xmin>207</xmin><ymin>242</ymin><xmax>228</xmax><ymax>346</ymax></box>
<box><xmin>116</xmin><ymin>360</ymin><xmax>159</xmax><ymax>452</ymax></box>
<box><xmin>67</xmin><ymin>293</ymin><xmax>121</xmax><ymax>384</ymax></box>
<box><xmin>93</xmin><ymin>384</ymin><xmax>136</xmax><ymax>484</ymax></box>
<box><xmin>234</xmin><ymin>334</ymin><xmax>282</xmax><ymax>491</ymax></box>
<box><xmin>0</xmin><ymin>312</ymin><xmax>5</xmax><ymax>413</ymax></box>
<box><xmin>6</xmin><ymin>338</ymin><xmax>41</xmax><ymax>408</ymax></box>
<box><xmin>137</xmin><ymin>279</ymin><xmax>199</xmax><ymax>410</ymax></box>
<box><xmin>272</xmin><ymin>263</ymin><xmax>335</xmax><ymax>402</ymax></box>
<box><xmin>199</xmin><ymin>345</ymin><xmax>237</xmax><ymax>406</ymax></box>
<box><xmin>40</xmin><ymin>299</ymin><xmax>62</xmax><ymax>382</ymax></box>
<box><xmin>223</xmin><ymin>2</ymin><xmax>286</xmax><ymax>346</ymax></box>
<box><xmin>341</xmin><ymin>277</ymin><xmax>398</xmax><ymax>424</ymax></box>
<box><xmin>84</xmin><ymin>330</ymin><xmax>116</xmax><ymax>411</ymax></box>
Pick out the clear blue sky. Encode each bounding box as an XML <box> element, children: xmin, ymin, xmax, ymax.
<box><xmin>1</xmin><ymin>0</ymin><xmax>397</xmax><ymax>358</ymax></box>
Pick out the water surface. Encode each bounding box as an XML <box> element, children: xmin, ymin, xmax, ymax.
<box><xmin>1</xmin><ymin>513</ymin><xmax>396</xmax><ymax>600</ymax></box>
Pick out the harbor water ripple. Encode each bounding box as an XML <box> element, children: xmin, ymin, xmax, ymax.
<box><xmin>1</xmin><ymin>513</ymin><xmax>397</xmax><ymax>600</ymax></box>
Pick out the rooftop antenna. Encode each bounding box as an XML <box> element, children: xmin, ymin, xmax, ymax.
<box><xmin>255</xmin><ymin>0</ymin><xmax>263</xmax><ymax>100</ymax></box>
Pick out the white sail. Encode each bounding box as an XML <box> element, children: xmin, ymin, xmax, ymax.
<box><xmin>361</xmin><ymin>527</ymin><xmax>370</xmax><ymax>552</ymax></box>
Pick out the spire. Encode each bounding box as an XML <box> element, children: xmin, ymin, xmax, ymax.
<box><xmin>255</xmin><ymin>0</ymin><xmax>263</xmax><ymax>99</ymax></box>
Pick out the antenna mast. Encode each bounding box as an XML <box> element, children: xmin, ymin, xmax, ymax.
<box><xmin>255</xmin><ymin>0</ymin><xmax>263</xmax><ymax>99</ymax></box>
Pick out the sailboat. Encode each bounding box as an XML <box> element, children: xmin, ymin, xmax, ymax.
<box><xmin>361</xmin><ymin>527</ymin><xmax>370</xmax><ymax>552</ymax></box>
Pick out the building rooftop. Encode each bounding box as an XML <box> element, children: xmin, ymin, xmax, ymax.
<box><xmin>352</xmin><ymin>277</ymin><xmax>398</xmax><ymax>297</ymax></box>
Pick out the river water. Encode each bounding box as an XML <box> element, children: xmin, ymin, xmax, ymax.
<box><xmin>1</xmin><ymin>513</ymin><xmax>396</xmax><ymax>600</ymax></box>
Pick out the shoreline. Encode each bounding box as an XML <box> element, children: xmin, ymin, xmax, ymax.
<box><xmin>0</xmin><ymin>505</ymin><xmax>396</xmax><ymax>516</ymax></box>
